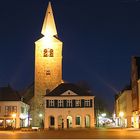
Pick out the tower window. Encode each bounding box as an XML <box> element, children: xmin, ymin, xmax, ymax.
<box><xmin>46</xmin><ymin>70</ymin><xmax>51</xmax><ymax>75</ymax></box>
<box><xmin>43</xmin><ymin>48</ymin><xmax>54</xmax><ymax>57</ymax></box>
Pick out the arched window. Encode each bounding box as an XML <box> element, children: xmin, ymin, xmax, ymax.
<box><xmin>43</xmin><ymin>48</ymin><xmax>54</xmax><ymax>57</ymax></box>
<box><xmin>50</xmin><ymin>116</ymin><xmax>55</xmax><ymax>126</ymax></box>
<box><xmin>85</xmin><ymin>115</ymin><xmax>90</xmax><ymax>127</ymax></box>
<box><xmin>76</xmin><ymin>115</ymin><xmax>81</xmax><ymax>125</ymax></box>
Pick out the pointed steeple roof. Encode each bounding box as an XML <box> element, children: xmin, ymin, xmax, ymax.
<box><xmin>41</xmin><ymin>2</ymin><xmax>57</xmax><ymax>37</ymax></box>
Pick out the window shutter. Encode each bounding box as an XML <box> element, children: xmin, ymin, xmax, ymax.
<box><xmin>72</xmin><ymin>100</ymin><xmax>75</xmax><ymax>108</ymax></box>
<box><xmin>64</xmin><ymin>100</ymin><xmax>67</xmax><ymax>108</ymax></box>
<box><xmin>90</xmin><ymin>99</ymin><xmax>93</xmax><ymax>107</ymax></box>
<box><xmin>46</xmin><ymin>100</ymin><xmax>49</xmax><ymax>108</ymax></box>
<box><xmin>54</xmin><ymin>100</ymin><xmax>58</xmax><ymax>108</ymax></box>
<box><xmin>81</xmin><ymin>99</ymin><xmax>84</xmax><ymax>108</ymax></box>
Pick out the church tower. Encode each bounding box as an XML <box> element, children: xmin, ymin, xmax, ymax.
<box><xmin>31</xmin><ymin>2</ymin><xmax>63</xmax><ymax>126</ymax></box>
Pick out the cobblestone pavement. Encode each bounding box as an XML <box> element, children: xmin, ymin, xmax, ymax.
<box><xmin>0</xmin><ymin>128</ymin><xmax>140</xmax><ymax>139</ymax></box>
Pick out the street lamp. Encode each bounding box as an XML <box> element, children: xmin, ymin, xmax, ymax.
<box><xmin>39</xmin><ymin>113</ymin><xmax>43</xmax><ymax>118</ymax></box>
<box><xmin>12</xmin><ymin>113</ymin><xmax>16</xmax><ymax>130</ymax></box>
<box><xmin>119</xmin><ymin>111</ymin><xmax>124</xmax><ymax>128</ymax></box>
<box><xmin>101</xmin><ymin>113</ymin><xmax>106</xmax><ymax>117</ymax></box>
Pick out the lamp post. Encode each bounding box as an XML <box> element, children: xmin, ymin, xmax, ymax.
<box><xmin>12</xmin><ymin>113</ymin><xmax>16</xmax><ymax>131</ymax></box>
<box><xmin>119</xmin><ymin>111</ymin><xmax>124</xmax><ymax>128</ymax></box>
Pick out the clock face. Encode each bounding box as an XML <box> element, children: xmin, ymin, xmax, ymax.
<box><xmin>43</xmin><ymin>48</ymin><xmax>54</xmax><ymax>57</ymax></box>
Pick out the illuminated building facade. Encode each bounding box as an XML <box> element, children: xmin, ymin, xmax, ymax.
<box><xmin>26</xmin><ymin>2</ymin><xmax>95</xmax><ymax>128</ymax></box>
<box><xmin>131</xmin><ymin>56</ymin><xmax>140</xmax><ymax>128</ymax></box>
<box><xmin>115</xmin><ymin>89</ymin><xmax>132</xmax><ymax>128</ymax></box>
<box><xmin>44</xmin><ymin>83</ymin><xmax>95</xmax><ymax>129</ymax></box>
<box><xmin>0</xmin><ymin>86</ymin><xmax>29</xmax><ymax>128</ymax></box>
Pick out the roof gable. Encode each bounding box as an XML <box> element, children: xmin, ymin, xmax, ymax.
<box><xmin>46</xmin><ymin>83</ymin><xmax>93</xmax><ymax>96</ymax></box>
<box><xmin>60</xmin><ymin>90</ymin><xmax>78</xmax><ymax>96</ymax></box>
<box><xmin>0</xmin><ymin>86</ymin><xmax>21</xmax><ymax>101</ymax></box>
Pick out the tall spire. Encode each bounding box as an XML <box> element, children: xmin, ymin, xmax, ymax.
<box><xmin>41</xmin><ymin>2</ymin><xmax>57</xmax><ymax>37</ymax></box>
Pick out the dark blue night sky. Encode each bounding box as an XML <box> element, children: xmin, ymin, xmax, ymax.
<box><xmin>0</xmin><ymin>0</ymin><xmax>140</xmax><ymax>111</ymax></box>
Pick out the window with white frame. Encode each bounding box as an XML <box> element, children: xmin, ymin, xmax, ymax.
<box><xmin>76</xmin><ymin>116</ymin><xmax>81</xmax><ymax>125</ymax></box>
<box><xmin>58</xmin><ymin>100</ymin><xmax>63</xmax><ymax>107</ymax></box>
<box><xmin>75</xmin><ymin>100</ymin><xmax>81</xmax><ymax>107</ymax></box>
<box><xmin>5</xmin><ymin>106</ymin><xmax>17</xmax><ymax>115</ymax></box>
<box><xmin>67</xmin><ymin>100</ymin><xmax>72</xmax><ymax>107</ymax></box>
<box><xmin>49</xmin><ymin>100</ymin><xmax>54</xmax><ymax>107</ymax></box>
<box><xmin>84</xmin><ymin>100</ymin><xmax>90</xmax><ymax>107</ymax></box>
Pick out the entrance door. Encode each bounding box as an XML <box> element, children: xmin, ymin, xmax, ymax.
<box><xmin>58</xmin><ymin>116</ymin><xmax>63</xmax><ymax>128</ymax></box>
<box><xmin>67</xmin><ymin>116</ymin><xmax>72</xmax><ymax>128</ymax></box>
<box><xmin>49</xmin><ymin>116</ymin><xmax>55</xmax><ymax>128</ymax></box>
<box><xmin>85</xmin><ymin>115</ymin><xmax>90</xmax><ymax>127</ymax></box>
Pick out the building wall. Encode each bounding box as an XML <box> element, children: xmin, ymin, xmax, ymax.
<box><xmin>0</xmin><ymin>101</ymin><xmax>29</xmax><ymax>128</ymax></box>
<box><xmin>131</xmin><ymin>57</ymin><xmax>139</xmax><ymax>112</ymax></box>
<box><xmin>115</xmin><ymin>90</ymin><xmax>132</xmax><ymax>127</ymax></box>
<box><xmin>44</xmin><ymin>96</ymin><xmax>95</xmax><ymax>129</ymax></box>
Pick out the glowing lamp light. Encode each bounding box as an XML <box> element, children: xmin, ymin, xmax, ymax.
<box><xmin>12</xmin><ymin>113</ymin><xmax>16</xmax><ymax>118</ymax></box>
<box><xmin>119</xmin><ymin>112</ymin><xmax>124</xmax><ymax>117</ymax></box>
<box><xmin>39</xmin><ymin>114</ymin><xmax>43</xmax><ymax>118</ymax></box>
<box><xmin>6</xmin><ymin>120</ymin><xmax>11</xmax><ymax>123</ymax></box>
<box><xmin>101</xmin><ymin>113</ymin><xmax>106</xmax><ymax>117</ymax></box>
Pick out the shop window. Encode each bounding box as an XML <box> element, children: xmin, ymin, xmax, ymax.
<box><xmin>0</xmin><ymin>119</ymin><xmax>4</xmax><ymax>127</ymax></box>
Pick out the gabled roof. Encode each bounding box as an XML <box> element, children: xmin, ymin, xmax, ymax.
<box><xmin>0</xmin><ymin>86</ymin><xmax>21</xmax><ymax>101</ymax></box>
<box><xmin>46</xmin><ymin>83</ymin><xmax>93</xmax><ymax>96</ymax></box>
<box><xmin>20</xmin><ymin>82</ymin><xmax>34</xmax><ymax>103</ymax></box>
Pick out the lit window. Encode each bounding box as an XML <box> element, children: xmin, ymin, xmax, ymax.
<box><xmin>84</xmin><ymin>100</ymin><xmax>90</xmax><ymax>107</ymax></box>
<box><xmin>43</xmin><ymin>48</ymin><xmax>54</xmax><ymax>57</ymax></box>
<box><xmin>5</xmin><ymin>106</ymin><xmax>17</xmax><ymax>115</ymax></box>
<box><xmin>49</xmin><ymin>100</ymin><xmax>54</xmax><ymax>107</ymax></box>
<box><xmin>75</xmin><ymin>100</ymin><xmax>81</xmax><ymax>107</ymax></box>
<box><xmin>67</xmin><ymin>100</ymin><xmax>72</xmax><ymax>107</ymax></box>
<box><xmin>58</xmin><ymin>100</ymin><xmax>63</xmax><ymax>107</ymax></box>
<box><xmin>0</xmin><ymin>119</ymin><xmax>4</xmax><ymax>126</ymax></box>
